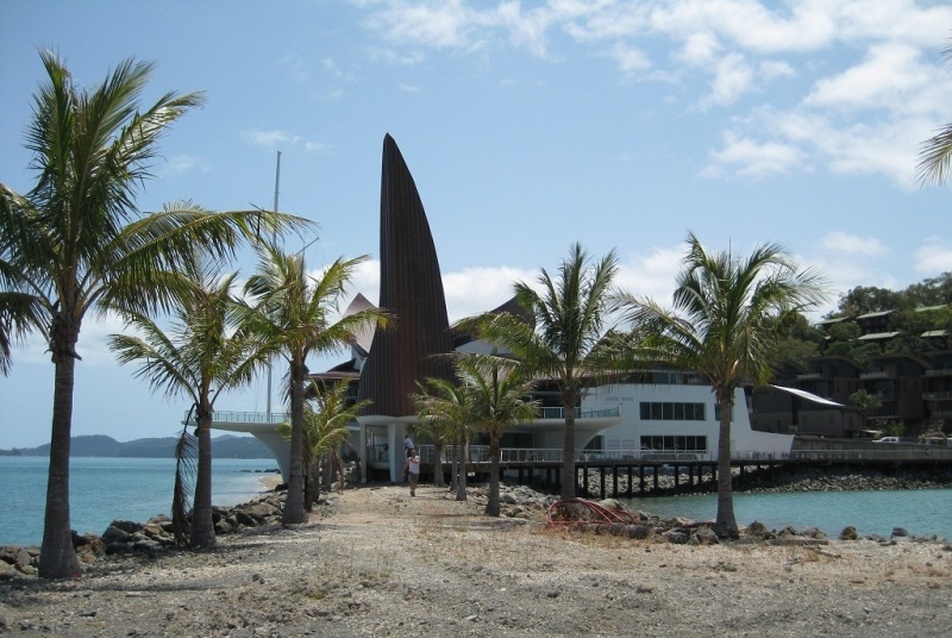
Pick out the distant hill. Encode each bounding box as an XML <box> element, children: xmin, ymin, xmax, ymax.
<box><xmin>11</xmin><ymin>434</ymin><xmax>273</xmax><ymax>459</ymax></box>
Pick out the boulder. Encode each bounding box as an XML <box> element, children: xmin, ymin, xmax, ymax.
<box><xmin>101</xmin><ymin>525</ymin><xmax>131</xmax><ymax>545</ymax></box>
<box><xmin>663</xmin><ymin>529</ymin><xmax>690</xmax><ymax>544</ymax></box>
<box><xmin>839</xmin><ymin>526</ymin><xmax>858</xmax><ymax>541</ymax></box>
<box><xmin>109</xmin><ymin>520</ymin><xmax>142</xmax><ymax>534</ymax></box>
<box><xmin>691</xmin><ymin>526</ymin><xmax>719</xmax><ymax>545</ymax></box>
<box><xmin>746</xmin><ymin>521</ymin><xmax>768</xmax><ymax>538</ymax></box>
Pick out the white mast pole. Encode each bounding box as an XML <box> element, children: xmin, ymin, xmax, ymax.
<box><xmin>266</xmin><ymin>150</ymin><xmax>281</xmax><ymax>419</ymax></box>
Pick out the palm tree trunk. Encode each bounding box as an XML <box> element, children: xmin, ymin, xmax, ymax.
<box><xmin>455</xmin><ymin>433</ymin><xmax>469</xmax><ymax>501</ymax></box>
<box><xmin>38</xmin><ymin>336</ymin><xmax>81</xmax><ymax>579</ymax></box>
<box><xmin>485</xmin><ymin>431</ymin><xmax>501</xmax><ymax>517</ymax></box>
<box><xmin>433</xmin><ymin>441</ymin><xmax>445</xmax><ymax>487</ymax></box>
<box><xmin>561</xmin><ymin>394</ymin><xmax>577</xmax><ymax>500</ymax></box>
<box><xmin>449</xmin><ymin>435</ymin><xmax>459</xmax><ymax>493</ymax></box>
<box><xmin>306</xmin><ymin>456</ymin><xmax>317</xmax><ymax>511</ymax></box>
<box><xmin>714</xmin><ymin>393</ymin><xmax>739</xmax><ymax>539</ymax></box>
<box><xmin>189</xmin><ymin>412</ymin><xmax>216</xmax><ymax>548</ymax></box>
<box><xmin>283</xmin><ymin>360</ymin><xmax>308</xmax><ymax>524</ymax></box>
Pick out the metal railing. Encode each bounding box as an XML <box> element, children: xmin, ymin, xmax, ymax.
<box><xmin>184</xmin><ymin>410</ymin><xmax>291</xmax><ymax>424</ymax></box>
<box><xmin>789</xmin><ymin>447</ymin><xmax>952</xmax><ymax>462</ymax></box>
<box><xmin>536</xmin><ymin>406</ymin><xmax>621</xmax><ymax>419</ymax></box>
<box><xmin>369</xmin><ymin>443</ymin><xmax>952</xmax><ymax>466</ymax></box>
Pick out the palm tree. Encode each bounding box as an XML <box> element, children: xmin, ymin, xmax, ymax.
<box><xmin>411</xmin><ymin>381</ymin><xmax>457</xmax><ymax>488</ymax></box>
<box><xmin>618</xmin><ymin>233</ymin><xmax>827</xmax><ymax>538</ymax></box>
<box><xmin>0</xmin><ymin>52</ymin><xmax>305</xmax><ymax>578</ymax></box>
<box><xmin>917</xmin><ymin>37</ymin><xmax>952</xmax><ymax>185</ymax></box>
<box><xmin>456</xmin><ymin>353</ymin><xmax>538</xmax><ymax>516</ymax></box>
<box><xmin>412</xmin><ymin>376</ymin><xmax>474</xmax><ymax>500</ymax></box>
<box><xmin>108</xmin><ymin>265</ymin><xmax>262</xmax><ymax>548</ymax></box>
<box><xmin>240</xmin><ymin>244</ymin><xmax>388</xmax><ymax>525</ymax></box>
<box><xmin>458</xmin><ymin>243</ymin><xmax>621</xmax><ymax>499</ymax></box>
<box><xmin>278</xmin><ymin>381</ymin><xmax>370</xmax><ymax>507</ymax></box>
<box><xmin>848</xmin><ymin>389</ymin><xmax>882</xmax><ymax>434</ymax></box>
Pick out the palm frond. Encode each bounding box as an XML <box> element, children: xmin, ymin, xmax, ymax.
<box><xmin>171</xmin><ymin>415</ymin><xmax>198</xmax><ymax>548</ymax></box>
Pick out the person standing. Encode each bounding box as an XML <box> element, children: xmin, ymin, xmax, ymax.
<box><xmin>403</xmin><ymin>449</ymin><xmax>421</xmax><ymax>496</ymax></box>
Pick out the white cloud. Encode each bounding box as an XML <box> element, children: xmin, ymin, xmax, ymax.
<box><xmin>819</xmin><ymin>232</ymin><xmax>887</xmax><ymax>256</ymax></box>
<box><xmin>354</xmin><ymin>1</ymin><xmax>952</xmax><ymax>185</ymax></box>
<box><xmin>702</xmin><ymin>51</ymin><xmax>754</xmax><ymax>107</ymax></box>
<box><xmin>616</xmin><ymin>245</ymin><xmax>684</xmax><ymax>303</ymax></box>
<box><xmin>607</xmin><ymin>42</ymin><xmax>651</xmax><ymax>74</ymax></box>
<box><xmin>75</xmin><ymin>311</ymin><xmax>137</xmax><ymax>368</ymax></box>
<box><xmin>443</xmin><ymin>266</ymin><xmax>536</xmax><ymax>321</ymax></box>
<box><xmin>706</xmin><ymin>130</ymin><xmax>804</xmax><ymax>177</ymax></box>
<box><xmin>804</xmin><ymin>42</ymin><xmax>931</xmax><ymax>112</ymax></box>
<box><xmin>242</xmin><ymin>129</ymin><xmax>301</xmax><ymax>148</ymax></box>
<box><xmin>678</xmin><ymin>31</ymin><xmax>720</xmax><ymax>66</ymax></box>
<box><xmin>364</xmin><ymin>0</ymin><xmax>479</xmax><ymax>50</ymax></box>
<box><xmin>915</xmin><ymin>237</ymin><xmax>952</xmax><ymax>274</ymax></box>
<box><xmin>759</xmin><ymin>59</ymin><xmax>794</xmax><ymax>80</ymax></box>
<box><xmin>304</xmin><ymin>141</ymin><xmax>331</xmax><ymax>153</ymax></box>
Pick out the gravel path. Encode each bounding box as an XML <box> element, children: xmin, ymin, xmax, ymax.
<box><xmin>2</xmin><ymin>484</ymin><xmax>951</xmax><ymax>637</ymax></box>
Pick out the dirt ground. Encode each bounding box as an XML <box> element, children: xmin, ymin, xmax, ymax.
<box><xmin>2</xmin><ymin>483</ymin><xmax>951</xmax><ymax>637</ymax></box>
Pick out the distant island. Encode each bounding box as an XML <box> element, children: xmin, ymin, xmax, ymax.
<box><xmin>0</xmin><ymin>434</ymin><xmax>273</xmax><ymax>459</ymax></box>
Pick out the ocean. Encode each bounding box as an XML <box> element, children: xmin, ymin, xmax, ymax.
<box><xmin>623</xmin><ymin>488</ymin><xmax>952</xmax><ymax>540</ymax></box>
<box><xmin>3</xmin><ymin>456</ymin><xmax>952</xmax><ymax>546</ymax></box>
<box><xmin>0</xmin><ymin>456</ymin><xmax>279</xmax><ymax>546</ymax></box>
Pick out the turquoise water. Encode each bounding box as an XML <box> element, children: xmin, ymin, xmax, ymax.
<box><xmin>0</xmin><ymin>456</ymin><xmax>279</xmax><ymax>546</ymax></box>
<box><xmin>623</xmin><ymin>488</ymin><xmax>952</xmax><ymax>539</ymax></box>
<box><xmin>5</xmin><ymin>456</ymin><xmax>951</xmax><ymax>546</ymax></box>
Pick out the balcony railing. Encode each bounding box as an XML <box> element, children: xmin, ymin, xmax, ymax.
<box><xmin>537</xmin><ymin>406</ymin><xmax>621</xmax><ymax>419</ymax></box>
<box><xmin>368</xmin><ymin>444</ymin><xmax>952</xmax><ymax>466</ymax></box>
<box><xmin>184</xmin><ymin>410</ymin><xmax>291</xmax><ymax>424</ymax></box>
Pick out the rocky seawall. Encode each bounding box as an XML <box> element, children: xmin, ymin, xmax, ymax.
<box><xmin>0</xmin><ymin>490</ymin><xmax>289</xmax><ymax>580</ymax></box>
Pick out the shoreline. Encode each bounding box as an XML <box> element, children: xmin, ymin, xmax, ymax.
<box><xmin>2</xmin><ymin>484</ymin><xmax>951</xmax><ymax>636</ymax></box>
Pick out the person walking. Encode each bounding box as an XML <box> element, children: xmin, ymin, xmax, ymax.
<box><xmin>403</xmin><ymin>449</ymin><xmax>421</xmax><ymax>497</ymax></box>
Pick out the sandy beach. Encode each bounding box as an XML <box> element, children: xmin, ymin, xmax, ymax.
<box><xmin>2</xmin><ymin>483</ymin><xmax>951</xmax><ymax>637</ymax></box>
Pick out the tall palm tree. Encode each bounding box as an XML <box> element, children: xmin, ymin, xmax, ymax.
<box><xmin>240</xmin><ymin>244</ymin><xmax>389</xmax><ymax>524</ymax></box>
<box><xmin>278</xmin><ymin>381</ymin><xmax>370</xmax><ymax>507</ymax></box>
<box><xmin>0</xmin><ymin>52</ymin><xmax>305</xmax><ymax>578</ymax></box>
<box><xmin>917</xmin><ymin>37</ymin><xmax>952</xmax><ymax>185</ymax></box>
<box><xmin>618</xmin><ymin>233</ymin><xmax>827</xmax><ymax>538</ymax></box>
<box><xmin>458</xmin><ymin>243</ymin><xmax>621</xmax><ymax>499</ymax></box>
<box><xmin>108</xmin><ymin>266</ymin><xmax>262</xmax><ymax>548</ymax></box>
<box><xmin>413</xmin><ymin>376</ymin><xmax>474</xmax><ymax>500</ymax></box>
<box><xmin>456</xmin><ymin>353</ymin><xmax>538</xmax><ymax>517</ymax></box>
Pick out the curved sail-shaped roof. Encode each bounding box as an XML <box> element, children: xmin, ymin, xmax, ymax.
<box><xmin>357</xmin><ymin>134</ymin><xmax>455</xmax><ymax>416</ymax></box>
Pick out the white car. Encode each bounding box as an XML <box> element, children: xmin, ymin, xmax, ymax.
<box><xmin>872</xmin><ymin>436</ymin><xmax>900</xmax><ymax>444</ymax></box>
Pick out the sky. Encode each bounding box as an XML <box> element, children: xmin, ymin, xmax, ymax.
<box><xmin>2</xmin><ymin>0</ymin><xmax>952</xmax><ymax>449</ymax></box>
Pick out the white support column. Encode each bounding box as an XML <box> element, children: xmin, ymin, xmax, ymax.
<box><xmin>387</xmin><ymin>422</ymin><xmax>400</xmax><ymax>483</ymax></box>
<box><xmin>358</xmin><ymin>422</ymin><xmax>368</xmax><ymax>484</ymax></box>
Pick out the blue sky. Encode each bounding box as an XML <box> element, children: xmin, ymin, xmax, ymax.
<box><xmin>2</xmin><ymin>0</ymin><xmax>951</xmax><ymax>448</ymax></box>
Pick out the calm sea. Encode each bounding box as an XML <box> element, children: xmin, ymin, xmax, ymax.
<box><xmin>0</xmin><ymin>456</ymin><xmax>279</xmax><ymax>546</ymax></box>
<box><xmin>623</xmin><ymin>488</ymin><xmax>952</xmax><ymax>540</ymax></box>
<box><xmin>4</xmin><ymin>457</ymin><xmax>952</xmax><ymax>545</ymax></box>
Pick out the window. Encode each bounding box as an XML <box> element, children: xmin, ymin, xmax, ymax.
<box><xmin>640</xmin><ymin>435</ymin><xmax>707</xmax><ymax>452</ymax></box>
<box><xmin>639</xmin><ymin>402</ymin><xmax>706</xmax><ymax>421</ymax></box>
